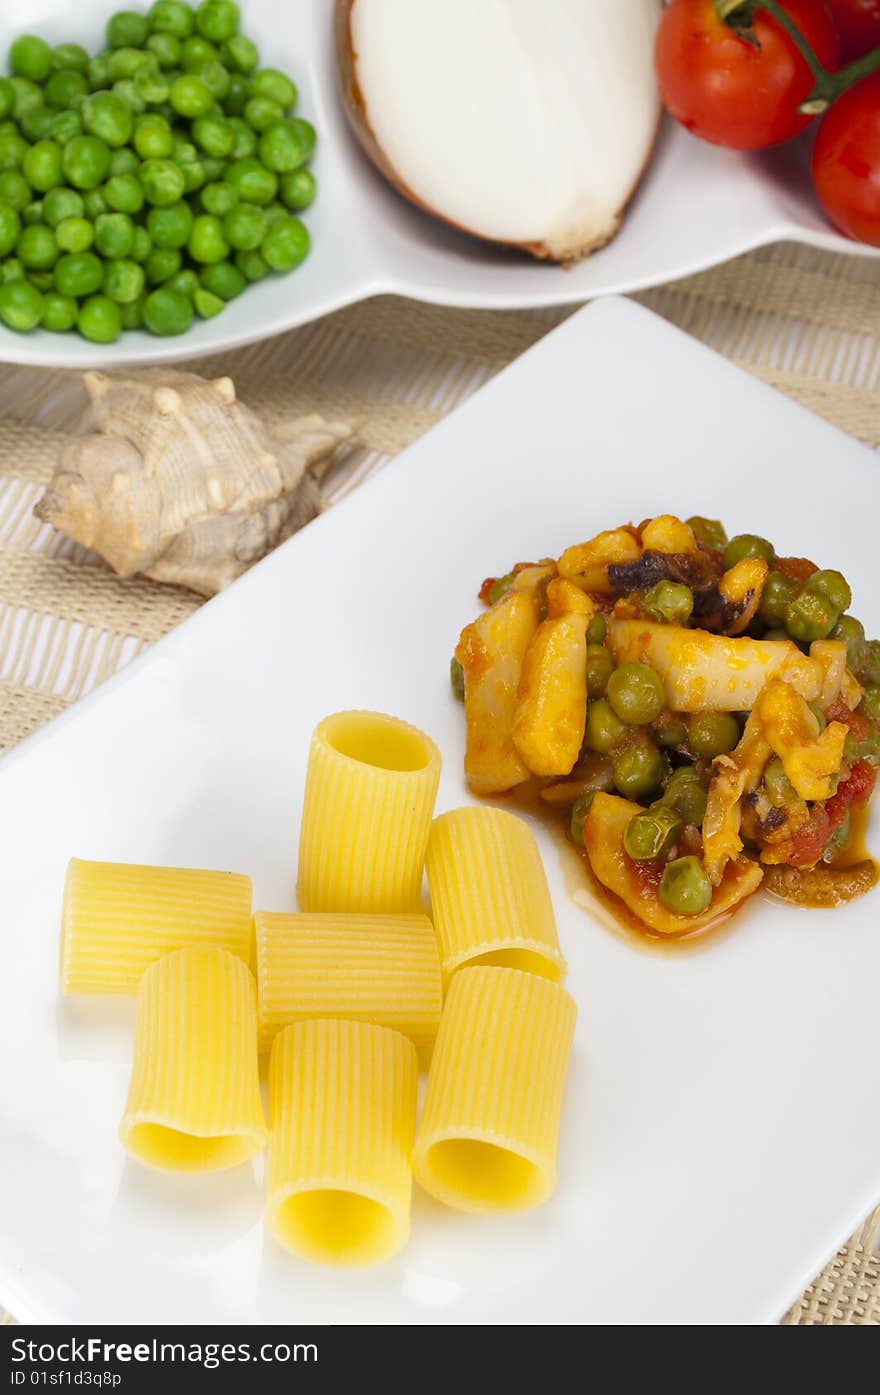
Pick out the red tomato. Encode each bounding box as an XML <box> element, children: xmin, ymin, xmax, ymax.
<box><xmin>828</xmin><ymin>0</ymin><xmax>880</xmax><ymax>61</ymax></box>
<box><xmin>825</xmin><ymin>759</ymin><xmax>877</xmax><ymax>824</ymax></box>
<box><xmin>655</xmin><ymin>0</ymin><xmax>840</xmax><ymax>149</ymax></box>
<box><xmin>813</xmin><ymin>72</ymin><xmax>880</xmax><ymax>242</ymax></box>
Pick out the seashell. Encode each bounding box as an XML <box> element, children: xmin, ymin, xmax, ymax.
<box><xmin>34</xmin><ymin>369</ymin><xmax>355</xmax><ymax>597</ymax></box>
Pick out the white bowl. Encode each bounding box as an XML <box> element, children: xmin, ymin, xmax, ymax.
<box><xmin>0</xmin><ymin>0</ymin><xmax>876</xmax><ymax>368</ymax></box>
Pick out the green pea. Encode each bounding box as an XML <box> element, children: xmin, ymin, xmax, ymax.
<box><xmin>200</xmin><ymin>181</ymin><xmax>237</xmax><ymax>217</ymax></box>
<box><xmin>54</xmin><ymin>251</ymin><xmax>103</xmax><ymax>297</ymax></box>
<box><xmin>223</xmin><ymin>34</ymin><xmax>257</xmax><ymax>73</ymax></box>
<box><xmin>607</xmin><ymin>662</ymin><xmax>666</xmax><ymax>725</ymax></box>
<box><xmin>181</xmin><ymin>159</ymin><xmax>206</xmax><ymax>192</ymax></box>
<box><xmin>245</xmin><ymin>95</ymin><xmax>283</xmax><ymax>131</ymax></box>
<box><xmin>859</xmin><ymin>685</ymin><xmax>880</xmax><ymax>724</ymax></box>
<box><xmin>687</xmin><ymin>516</ymin><xmax>727</xmax><ymax>551</ymax></box>
<box><xmin>77</xmin><ymin>293</ymin><xmax>121</xmax><ymax>342</ymax></box>
<box><xmin>106</xmin><ymin>48</ymin><xmax>152</xmax><ymax>82</ymax></box>
<box><xmin>20</xmin><ymin>141</ymin><xmax>61</xmax><ymax>195</ymax></box>
<box><xmin>40</xmin><ymin>291</ymin><xmax>77</xmax><ymax>332</ymax></box>
<box><xmin>0</xmin><ymin>257</ymin><xmax>24</xmax><ymax>282</ymax></box>
<box><xmin>612</xmin><ymin>734</ymin><xmax>665</xmax><ymax>800</ymax></box>
<box><xmin>570</xmin><ymin>791</ymin><xmax>596</xmax><ymax>847</ymax></box>
<box><xmin>723</xmin><ymin>533</ymin><xmax>775</xmax><ymax>569</ymax></box>
<box><xmin>191</xmin><ymin>115</ymin><xmax>235</xmax><ymax>158</ymax></box>
<box><xmin>659</xmin><ymin>856</ymin><xmax>712</xmax><ymax>916</ymax></box>
<box><xmin>50</xmin><ymin>45</ymin><xmax>90</xmax><ymax>74</ymax></box>
<box><xmin>196</xmin><ymin>0</ymin><xmax>240</xmax><ymax>42</ymax></box>
<box><xmin>102</xmin><ymin>174</ymin><xmax>143</xmax><ymax>216</ymax></box>
<box><xmin>119</xmin><ymin>297</ymin><xmax>143</xmax><ymax>329</ymax></box>
<box><xmin>0</xmin><ymin>171</ymin><xmax>30</xmax><ymax>211</ymax></box>
<box><xmin>55</xmin><ymin>216</ymin><xmax>93</xmax><ymax>254</ymax></box>
<box><xmin>259</xmin><ymin>119</ymin><xmax>308</xmax><ymax>174</ymax></box>
<box><xmin>146</xmin><ymin>32</ymin><xmax>182</xmax><ymax>68</ymax></box>
<box><xmin>686</xmin><ymin>711</ymin><xmax>740</xmax><ymax>759</ymax></box>
<box><xmin>586</xmin><ymin>644</ymin><xmax>614</xmax><ymax>699</ymax></box>
<box><xmin>290</xmin><ymin>117</ymin><xmax>316</xmax><ymax>163</ymax></box>
<box><xmin>228</xmin><ymin>116</ymin><xmax>256</xmax><ymax>159</ymax></box>
<box><xmin>191</xmin><ymin>285</ymin><xmax>222</xmax><ymax>318</ymax></box>
<box><xmin>20</xmin><ymin>107</ymin><xmax>57</xmax><ymax>143</ymax></box>
<box><xmin>762</xmin><ymin>757</ymin><xmax>796</xmax><ymax>806</ymax></box>
<box><xmin>145</xmin><ymin>246</ymin><xmax>182</xmax><ymax>284</ymax></box>
<box><xmin>50</xmin><ymin>111</ymin><xmax>83</xmax><ymax>145</ymax></box>
<box><xmin>223</xmin><ymin>73</ymin><xmax>250</xmax><ymax>117</ymax></box>
<box><xmin>831</xmin><ymin>615</ymin><xmax>867</xmax><ymax>669</ymax></box>
<box><xmin>63</xmin><ymin>136</ymin><xmax>111</xmax><ymax>190</ymax></box>
<box><xmin>148</xmin><ymin>1</ymin><xmax>196</xmax><ymax>39</ymax></box>
<box><xmin>807</xmin><ymin>569</ymin><xmax>852</xmax><ymax>615</ymax></box>
<box><xmin>855</xmin><ymin>639</ymin><xmax>880</xmax><ymax>687</ymax></box>
<box><xmin>44</xmin><ymin>68</ymin><xmax>90</xmax><ymax>109</ymax></box>
<box><xmin>181</xmin><ymin>35</ymin><xmax>219</xmax><ymax>70</ymax></box>
<box><xmin>142</xmin><ymin>284</ymin><xmax>194</xmax><ymax>335</ymax></box>
<box><xmin>22</xmin><ymin>200</ymin><xmax>44</xmax><ymax>226</ymax></box>
<box><xmin>92</xmin><ymin>212</ymin><xmax>134</xmax><ymax>260</ymax></box>
<box><xmin>10</xmin><ymin>77</ymin><xmax>42</xmax><ymax>122</ymax></box>
<box><xmin>644</xmin><ymin>579</ymin><xmax>693</xmax><ymax>626</ymax></box>
<box><xmin>140</xmin><ymin>158</ymin><xmax>186</xmax><ymax>206</ymax></box>
<box><xmin>99</xmin><ymin>258</ymin><xmax>144</xmax><ymax>304</ymax></box>
<box><xmin>16</xmin><ymin>224</ymin><xmax>57</xmax><ymax>271</ymax></box>
<box><xmin>110</xmin><ymin>148</ymin><xmax>140</xmax><ymax>178</ymax></box>
<box><xmin>450</xmin><ymin>656</ymin><xmax>465</xmax><ymax>701</ymax></box>
<box><xmin>193</xmin><ymin>59</ymin><xmax>229</xmax><ymax>100</ymax></box>
<box><xmin>186</xmin><ymin>213</ymin><xmax>228</xmax><ymax>264</ymax></box>
<box><xmin>585</xmin><ymin>613</ymin><xmax>606</xmax><ymax>646</ymax></box>
<box><xmin>82</xmin><ymin>93</ymin><xmax>133</xmax><ymax>150</ymax></box>
<box><xmin>0</xmin><ymin>80</ymin><xmax>11</xmax><ymax>122</ymax></box>
<box><xmin>9</xmin><ymin>35</ymin><xmax>52</xmax><ymax>83</ymax></box>
<box><xmin>0</xmin><ymin>205</ymin><xmax>21</xmax><ymax>256</ymax></box>
<box><xmin>653</xmin><ymin>713</ymin><xmax>688</xmax><ymax>749</ymax></box>
<box><xmin>169</xmin><ymin>74</ymin><xmax>213</xmax><ymax>118</ymax></box>
<box><xmin>87</xmin><ymin>53</ymin><xmax>112</xmax><ymax>89</ymax></box>
<box><xmin>660</xmin><ymin>766</ymin><xmax>708</xmax><ymax>827</ymax></box>
<box><xmin>273</xmin><ymin>168</ymin><xmax>314</xmax><ymax>217</ymax></box>
<box><xmin>164</xmin><ymin>268</ymin><xmax>199</xmax><ymax>298</ymax></box>
<box><xmin>584</xmin><ymin>698</ymin><xmax>627</xmax><ymax>755</ymax></box>
<box><xmin>146</xmin><ymin>201</ymin><xmax>193</xmax><ymax>249</ymax></box>
<box><xmin>199</xmin><ymin>258</ymin><xmax>245</xmax><ymax>299</ymax></box>
<box><xmin>131</xmin><ymin>226</ymin><xmax>152</xmax><ymax>262</ymax></box>
<box><xmin>0</xmin><ymin>129</ymin><xmax>28</xmax><ymax>172</ymax></box>
<box><xmin>234</xmin><ymin>247</ymin><xmax>267</xmax><ymax>281</ymax></box>
<box><xmin>261</xmin><ymin>215</ymin><xmax>309</xmax><ymax>271</ymax></box>
<box><xmin>624</xmin><ymin>806</ymin><xmax>682</xmax><ymax>862</ymax></box>
<box><xmin>133</xmin><ymin>115</ymin><xmax>175</xmax><ymax>160</ymax></box>
<box><xmin>42</xmin><ymin>187</ymin><xmax>84</xmax><ymax>229</ymax></box>
<box><xmin>107</xmin><ymin>10</ymin><xmax>150</xmax><ymax>48</ymax></box>
<box><xmin>785</xmin><ymin>589</ymin><xmax>838</xmax><ymax>643</ymax></box>
<box><xmin>250</xmin><ymin>67</ymin><xmax>298</xmax><ymax>110</ymax></box>
<box><xmin>28</xmin><ymin>270</ymin><xmax>53</xmax><ymax>292</ymax></box>
<box><xmin>0</xmin><ymin>277</ymin><xmax>43</xmax><ymax>331</ymax></box>
<box><xmin>759</xmin><ymin>570</ymin><xmax>799</xmax><ymax>628</ymax></box>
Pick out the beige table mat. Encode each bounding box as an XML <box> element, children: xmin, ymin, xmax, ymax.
<box><xmin>0</xmin><ymin>241</ymin><xmax>878</xmax><ymax>1325</ymax></box>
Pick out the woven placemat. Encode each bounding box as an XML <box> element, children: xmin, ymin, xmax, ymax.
<box><xmin>0</xmin><ymin>240</ymin><xmax>878</xmax><ymax>1324</ymax></box>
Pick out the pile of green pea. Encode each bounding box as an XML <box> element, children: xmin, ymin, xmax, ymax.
<box><xmin>0</xmin><ymin>2</ymin><xmax>317</xmax><ymax>342</ymax></box>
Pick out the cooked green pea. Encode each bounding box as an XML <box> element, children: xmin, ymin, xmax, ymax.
<box><xmin>585</xmin><ymin>613</ymin><xmax>606</xmax><ymax>646</ymax></box>
<box><xmin>0</xmin><ymin>129</ymin><xmax>28</xmax><ymax>172</ymax></box>
<box><xmin>659</xmin><ymin>856</ymin><xmax>712</xmax><ymax>916</ymax></box>
<box><xmin>200</xmin><ymin>156</ymin><xmax>225</xmax><ymax>182</ymax></box>
<box><xmin>785</xmin><ymin>588</ymin><xmax>838</xmax><ymax>642</ymax></box>
<box><xmin>51</xmin><ymin>44</ymin><xmax>90</xmax><ymax>74</ymax></box>
<box><xmin>41</xmin><ymin>187</ymin><xmax>82</xmax><ymax>227</ymax></box>
<box><xmin>261</xmin><ymin>215</ymin><xmax>309</xmax><ymax>271</ymax></box>
<box><xmin>259</xmin><ymin>119</ymin><xmax>307</xmax><ymax>173</ymax></box>
<box><xmin>54</xmin><ymin>216</ymin><xmax>93</xmax><ymax>254</ymax></box>
<box><xmin>859</xmin><ymin>685</ymin><xmax>880</xmax><ymax>724</ymax></box>
<box><xmin>686</xmin><ymin>516</ymin><xmax>727</xmax><ymax>551</ymax></box>
<box><xmin>612</xmin><ymin>735</ymin><xmax>665</xmax><ymax>799</ymax></box>
<box><xmin>0</xmin><ymin>171</ymin><xmax>30</xmax><ymax>211</ymax></box>
<box><xmin>164</xmin><ymin>268</ymin><xmax>198</xmax><ymax>297</ymax></box>
<box><xmin>181</xmin><ymin>159</ymin><xmax>206</xmax><ymax>192</ymax></box>
<box><xmin>196</xmin><ymin>0</ymin><xmax>240</xmax><ymax>41</ymax></box>
<box><xmin>607</xmin><ymin>662</ymin><xmax>666</xmax><ymax>725</ymax></box>
<box><xmin>106</xmin><ymin>48</ymin><xmax>152</xmax><ymax>81</ymax></box>
<box><xmin>234</xmin><ymin>247</ymin><xmax>267</xmax><ymax>281</ymax></box>
<box><xmin>199</xmin><ymin>258</ymin><xmax>244</xmax><ymax>299</ymax></box>
<box><xmin>149</xmin><ymin>1</ymin><xmax>196</xmax><ymax>38</ymax></box>
<box><xmin>119</xmin><ymin>297</ymin><xmax>143</xmax><ymax>329</ymax></box>
<box><xmin>142</xmin><ymin>284</ymin><xmax>193</xmax><ymax>335</ymax></box>
<box><xmin>145</xmin><ymin>246</ymin><xmax>182</xmax><ymax>283</ymax></box>
<box><xmin>653</xmin><ymin>712</ymin><xmax>688</xmax><ymax>749</ymax></box>
<box><xmin>94</xmin><ymin>212</ymin><xmax>135</xmax><ymax>259</ymax></box>
<box><xmin>763</xmin><ymin>756</ymin><xmax>797</xmax><ymax>806</ymax></box>
<box><xmin>0</xmin><ymin>277</ymin><xmax>43</xmax><ymax>330</ymax></box>
<box><xmin>450</xmin><ymin>656</ymin><xmax>465</xmax><ymax>701</ymax></box>
<box><xmin>146</xmin><ymin>32</ymin><xmax>181</xmax><ymax>67</ymax></box>
<box><xmin>140</xmin><ymin>158</ymin><xmax>186</xmax><ymax>206</ymax></box>
<box><xmin>77</xmin><ymin>292</ymin><xmax>121</xmax><ymax>342</ymax></box>
<box><xmin>661</xmin><ymin>766</ymin><xmax>708</xmax><ymax>826</ymax></box>
<box><xmin>181</xmin><ymin>35</ymin><xmax>219</xmax><ymax>70</ymax></box>
<box><xmin>807</xmin><ymin>569</ymin><xmax>852</xmax><ymax>614</ymax></box>
<box><xmin>107</xmin><ymin>10</ymin><xmax>150</xmax><ymax>48</ymax></box>
<box><xmin>10</xmin><ymin>77</ymin><xmax>42</xmax><ymax>122</ymax></box>
<box><xmin>102</xmin><ymin>258</ymin><xmax>145</xmax><ymax>303</ymax></box>
<box><xmin>586</xmin><ymin>644</ymin><xmax>614</xmax><ymax>699</ymax></box>
<box><xmin>83</xmin><ymin>189</ymin><xmax>108</xmax><ymax>219</ymax></box>
<box><xmin>250</xmin><ymin>67</ymin><xmax>298</xmax><ymax>110</ymax></box>
<box><xmin>20</xmin><ymin>106</ymin><xmax>57</xmax><ymax>143</ymax></box>
<box><xmin>200</xmin><ymin>181</ymin><xmax>237</xmax><ymax>217</ymax></box>
<box><xmin>169</xmin><ymin>73</ymin><xmax>213</xmax><ymax>118</ymax></box>
<box><xmin>290</xmin><ymin>117</ymin><xmax>316</xmax><ymax>163</ymax></box>
<box><xmin>644</xmin><ymin>580</ymin><xmax>693</xmax><ymax>625</ymax></box>
<box><xmin>831</xmin><ymin>615</ymin><xmax>867</xmax><ymax>668</ymax></box>
<box><xmin>0</xmin><ymin>81</ymin><xmax>11</xmax><ymax>122</ymax></box>
<box><xmin>279</xmin><ymin>167</ymin><xmax>316</xmax><ymax>211</ymax></box>
<box><xmin>191</xmin><ymin>115</ymin><xmax>235</xmax><ymax>158</ymax></box>
<box><xmin>111</xmin><ymin>78</ymin><xmax>146</xmax><ymax>116</ymax></box>
<box><xmin>0</xmin><ymin>257</ymin><xmax>23</xmax><ymax>282</ymax></box>
<box><xmin>22</xmin><ymin>200</ymin><xmax>44</xmax><ymax>226</ymax></box>
<box><xmin>855</xmin><ymin>639</ymin><xmax>880</xmax><ymax>687</ymax></box>
<box><xmin>109</xmin><ymin>148</ymin><xmax>139</xmax><ymax>178</ymax></box>
<box><xmin>192</xmin><ymin>59</ymin><xmax>229</xmax><ymax>100</ymax></box>
<box><xmin>63</xmin><ymin>136</ymin><xmax>111</xmax><ymax>190</ymax></box>
<box><xmin>40</xmin><ymin>291</ymin><xmax>77</xmax><ymax>331</ymax></box>
<box><xmin>83</xmin><ymin>93</ymin><xmax>133</xmax><ymax>149</ymax></box>
<box><xmin>54</xmin><ymin>250</ymin><xmax>103</xmax><ymax>297</ymax></box>
<box><xmin>146</xmin><ymin>201</ymin><xmax>193</xmax><ymax>249</ymax></box>
<box><xmin>104</xmin><ymin>173</ymin><xmax>144</xmax><ymax>215</ymax></box>
<box><xmin>0</xmin><ymin>205</ymin><xmax>20</xmax><ymax>257</ymax></box>
<box><xmin>228</xmin><ymin>116</ymin><xmax>256</xmax><ymax>159</ymax></box>
<box><xmin>44</xmin><ymin>68</ymin><xmax>90</xmax><ymax>108</ymax></box>
<box><xmin>759</xmin><ymin>570</ymin><xmax>799</xmax><ymax>628</ymax></box>
<box><xmin>222</xmin><ymin>33</ymin><xmax>257</xmax><ymax>72</ymax></box>
<box><xmin>723</xmin><ymin>533</ymin><xmax>775</xmax><ymax>568</ymax></box>
<box><xmin>584</xmin><ymin>698</ymin><xmax>627</xmax><ymax>754</ymax></box>
<box><xmin>686</xmin><ymin>711</ymin><xmax>740</xmax><ymax>759</ymax></box>
<box><xmin>569</xmin><ymin>791</ymin><xmax>596</xmax><ymax>846</ymax></box>
<box><xmin>87</xmin><ymin>53</ymin><xmax>112</xmax><ymax>89</ymax></box>
<box><xmin>133</xmin><ymin>115</ymin><xmax>174</xmax><ymax>160</ymax></box>
<box><xmin>131</xmin><ymin>226</ymin><xmax>152</xmax><ymax>262</ymax></box>
<box><xmin>9</xmin><ymin>35</ymin><xmax>52</xmax><ymax>83</ymax></box>
<box><xmin>245</xmin><ymin>95</ymin><xmax>283</xmax><ymax>131</ymax></box>
<box><xmin>222</xmin><ymin>73</ymin><xmax>249</xmax><ymax>117</ymax></box>
<box><xmin>190</xmin><ymin>285</ymin><xmax>221</xmax><ymax>318</ymax></box>
<box><xmin>16</xmin><ymin>224</ymin><xmax>57</xmax><ymax>271</ymax></box>
<box><xmin>187</xmin><ymin>213</ymin><xmax>227</xmax><ymax>263</ymax></box>
<box><xmin>50</xmin><ymin>111</ymin><xmax>83</xmax><ymax>145</ymax></box>
<box><xmin>28</xmin><ymin>270</ymin><xmax>53</xmax><ymax>292</ymax></box>
<box><xmin>624</xmin><ymin>805</ymin><xmax>682</xmax><ymax>861</ymax></box>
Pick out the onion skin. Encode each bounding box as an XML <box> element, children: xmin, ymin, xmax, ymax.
<box><xmin>334</xmin><ymin>0</ymin><xmax>661</xmax><ymax>264</ymax></box>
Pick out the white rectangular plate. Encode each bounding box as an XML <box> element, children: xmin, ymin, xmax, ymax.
<box><xmin>0</xmin><ymin>298</ymin><xmax>877</xmax><ymax>1325</ymax></box>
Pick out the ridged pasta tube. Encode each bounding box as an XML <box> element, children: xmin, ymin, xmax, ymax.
<box><xmin>119</xmin><ymin>946</ymin><xmax>267</xmax><ymax>1172</ymax></box>
<box><xmin>413</xmin><ymin>966</ymin><xmax>576</xmax><ymax>1213</ymax></box>
<box><xmin>254</xmin><ymin>911</ymin><xmax>442</xmax><ymax>1056</ymax></box>
<box><xmin>297</xmin><ymin>711</ymin><xmax>441</xmax><ymax>914</ymax></box>
<box><xmin>426</xmin><ymin>806</ymin><xmax>566</xmax><ymax>981</ymax></box>
<box><xmin>267</xmin><ymin>1019</ymin><xmax>417</xmax><ymax>1266</ymax></box>
<box><xmin>61</xmin><ymin>858</ymin><xmax>252</xmax><ymax>995</ymax></box>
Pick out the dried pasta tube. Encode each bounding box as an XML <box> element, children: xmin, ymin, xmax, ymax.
<box><xmin>413</xmin><ymin>966</ymin><xmax>576</xmax><ymax>1213</ymax></box>
<box><xmin>297</xmin><ymin>711</ymin><xmax>441</xmax><ymax>913</ymax></box>
<box><xmin>426</xmin><ymin>806</ymin><xmax>566</xmax><ymax>981</ymax></box>
<box><xmin>61</xmin><ymin>858</ymin><xmax>252</xmax><ymax>995</ymax></box>
<box><xmin>267</xmin><ymin>1019</ymin><xmax>417</xmax><ymax>1266</ymax></box>
<box><xmin>119</xmin><ymin>946</ymin><xmax>266</xmax><ymax>1172</ymax></box>
<box><xmin>254</xmin><ymin>911</ymin><xmax>442</xmax><ymax>1056</ymax></box>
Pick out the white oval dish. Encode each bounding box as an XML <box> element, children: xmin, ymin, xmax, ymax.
<box><xmin>0</xmin><ymin>0</ymin><xmax>876</xmax><ymax>369</ymax></box>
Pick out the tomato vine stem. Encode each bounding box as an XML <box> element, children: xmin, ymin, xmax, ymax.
<box><xmin>716</xmin><ymin>0</ymin><xmax>880</xmax><ymax>112</ymax></box>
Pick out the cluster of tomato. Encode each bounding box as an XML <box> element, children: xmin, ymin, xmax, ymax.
<box><xmin>655</xmin><ymin>0</ymin><xmax>880</xmax><ymax>245</ymax></box>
